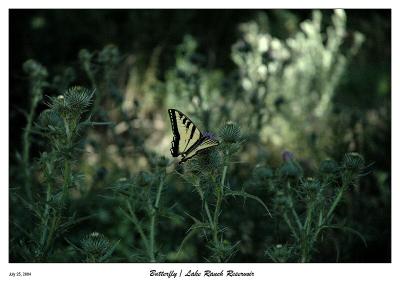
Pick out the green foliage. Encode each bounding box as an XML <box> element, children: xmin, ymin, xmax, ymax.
<box><xmin>10</xmin><ymin>86</ymin><xmax>116</xmax><ymax>262</ymax></box>
<box><xmin>230</xmin><ymin>10</ymin><xmax>365</xmax><ymax>158</ymax></box>
<box><xmin>20</xmin><ymin>59</ymin><xmax>48</xmax><ymax>201</ymax></box>
<box><xmin>110</xmin><ymin>157</ymin><xmax>168</xmax><ymax>262</ymax></box>
<box><xmin>264</xmin><ymin>152</ymin><xmax>368</xmax><ymax>262</ymax></box>
<box><xmin>10</xmin><ymin>9</ymin><xmax>390</xmax><ymax>263</ymax></box>
<box><xmin>176</xmin><ymin>122</ymin><xmax>272</xmax><ymax>262</ymax></box>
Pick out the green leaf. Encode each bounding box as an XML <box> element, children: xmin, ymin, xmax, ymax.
<box><xmin>321</xmin><ymin>225</ymin><xmax>367</xmax><ymax>247</ymax></box>
<box><xmin>177</xmin><ymin>221</ymin><xmax>211</xmax><ymax>257</ymax></box>
<box><xmin>225</xmin><ymin>190</ymin><xmax>272</xmax><ymax>217</ymax></box>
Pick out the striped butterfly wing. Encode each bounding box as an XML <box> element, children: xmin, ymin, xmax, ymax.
<box><xmin>168</xmin><ymin>109</ymin><xmax>219</xmax><ymax>163</ymax></box>
<box><xmin>180</xmin><ymin>136</ymin><xmax>220</xmax><ymax>163</ymax></box>
<box><xmin>168</xmin><ymin>109</ymin><xmax>202</xmax><ymax>157</ymax></box>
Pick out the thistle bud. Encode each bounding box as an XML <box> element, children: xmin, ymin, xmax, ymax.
<box><xmin>63</xmin><ymin>87</ymin><xmax>93</xmax><ymax>113</ymax></box>
<box><xmin>81</xmin><ymin>232</ymin><xmax>111</xmax><ymax>260</ymax></box>
<box><xmin>301</xmin><ymin>177</ymin><xmax>321</xmax><ymax>192</ymax></box>
<box><xmin>278</xmin><ymin>150</ymin><xmax>303</xmax><ymax>178</ymax></box>
<box><xmin>218</xmin><ymin>121</ymin><xmax>241</xmax><ymax>143</ymax></box>
<box><xmin>137</xmin><ymin>171</ymin><xmax>153</xmax><ymax>187</ymax></box>
<box><xmin>265</xmin><ymin>244</ymin><xmax>294</xmax><ymax>263</ymax></box>
<box><xmin>343</xmin><ymin>152</ymin><xmax>364</xmax><ymax>172</ymax></box>
<box><xmin>279</xmin><ymin>162</ymin><xmax>302</xmax><ymax>178</ymax></box>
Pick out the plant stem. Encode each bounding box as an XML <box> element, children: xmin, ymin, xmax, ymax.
<box><xmin>62</xmin><ymin>161</ymin><xmax>71</xmax><ymax>202</ymax></box>
<box><xmin>291</xmin><ymin>205</ymin><xmax>302</xmax><ymax>232</ymax></box>
<box><xmin>325</xmin><ymin>186</ymin><xmax>345</xmax><ymax>224</ymax></box>
<box><xmin>212</xmin><ymin>186</ymin><xmax>221</xmax><ymax>246</ymax></box>
<box><xmin>196</xmin><ymin>185</ymin><xmax>215</xmax><ymax>237</ymax></box>
<box><xmin>283</xmin><ymin>212</ymin><xmax>299</xmax><ymax>241</ymax></box>
<box><xmin>42</xmin><ymin>213</ymin><xmax>58</xmax><ymax>260</ymax></box>
<box><xmin>304</xmin><ymin>201</ymin><xmax>316</xmax><ymax>237</ymax></box>
<box><xmin>307</xmin><ymin>187</ymin><xmax>347</xmax><ymax>258</ymax></box>
<box><xmin>202</xmin><ymin>200</ymin><xmax>213</xmax><ymax>227</ymax></box>
<box><xmin>213</xmin><ymin>165</ymin><xmax>227</xmax><ymax>237</ymax></box>
<box><xmin>300</xmin><ymin>249</ymin><xmax>309</xmax><ymax>263</ymax></box>
<box><xmin>22</xmin><ymin>94</ymin><xmax>40</xmax><ymax>201</ymax></box>
<box><xmin>286</xmin><ymin>182</ymin><xmax>302</xmax><ymax>231</ymax></box>
<box><xmin>126</xmin><ymin>201</ymin><xmax>150</xmax><ymax>252</ymax></box>
<box><xmin>149</xmin><ymin>174</ymin><xmax>164</xmax><ymax>262</ymax></box>
<box><xmin>300</xmin><ymin>203</ymin><xmax>316</xmax><ymax>263</ymax></box>
<box><xmin>61</xmin><ymin>119</ymin><xmax>73</xmax><ymax>203</ymax></box>
<box><xmin>211</xmin><ymin>165</ymin><xmax>228</xmax><ymax>262</ymax></box>
<box><xmin>40</xmin><ymin>183</ymin><xmax>52</xmax><ymax>248</ymax></box>
<box><xmin>302</xmin><ymin>186</ymin><xmax>347</xmax><ymax>263</ymax></box>
<box><xmin>198</xmin><ymin>189</ymin><xmax>217</xmax><ymax>258</ymax></box>
<box><xmin>220</xmin><ymin>165</ymin><xmax>228</xmax><ymax>195</ymax></box>
<box><xmin>41</xmin><ymin>118</ymin><xmax>72</xmax><ymax>260</ymax></box>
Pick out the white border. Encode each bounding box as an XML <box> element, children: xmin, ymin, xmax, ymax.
<box><xmin>1</xmin><ymin>1</ymin><xmax>397</xmax><ymax>284</ymax></box>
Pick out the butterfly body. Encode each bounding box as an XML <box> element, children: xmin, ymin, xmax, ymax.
<box><xmin>168</xmin><ymin>109</ymin><xmax>219</xmax><ymax>164</ymax></box>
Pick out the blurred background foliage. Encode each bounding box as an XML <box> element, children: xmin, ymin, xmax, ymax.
<box><xmin>9</xmin><ymin>9</ymin><xmax>390</xmax><ymax>262</ymax></box>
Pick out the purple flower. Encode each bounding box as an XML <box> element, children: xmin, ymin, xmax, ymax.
<box><xmin>203</xmin><ymin>131</ymin><xmax>217</xmax><ymax>140</ymax></box>
<box><xmin>282</xmin><ymin>150</ymin><xmax>294</xmax><ymax>162</ymax></box>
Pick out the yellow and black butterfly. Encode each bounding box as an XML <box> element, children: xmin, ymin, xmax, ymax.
<box><xmin>168</xmin><ymin>109</ymin><xmax>219</xmax><ymax>164</ymax></box>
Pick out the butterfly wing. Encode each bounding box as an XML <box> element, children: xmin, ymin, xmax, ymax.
<box><xmin>179</xmin><ymin>136</ymin><xmax>220</xmax><ymax>164</ymax></box>
<box><xmin>168</xmin><ymin>109</ymin><xmax>202</xmax><ymax>157</ymax></box>
<box><xmin>168</xmin><ymin>109</ymin><xmax>219</xmax><ymax>163</ymax></box>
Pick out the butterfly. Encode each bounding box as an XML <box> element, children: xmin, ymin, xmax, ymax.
<box><xmin>168</xmin><ymin>109</ymin><xmax>219</xmax><ymax>164</ymax></box>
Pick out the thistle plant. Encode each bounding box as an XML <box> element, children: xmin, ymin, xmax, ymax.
<box><xmin>68</xmin><ymin>232</ymin><xmax>119</xmax><ymax>262</ymax></box>
<box><xmin>11</xmin><ymin>86</ymin><xmax>104</xmax><ymax>261</ymax></box>
<box><xmin>178</xmin><ymin>122</ymin><xmax>271</xmax><ymax>262</ymax></box>
<box><xmin>10</xmin><ymin>10</ymin><xmax>387</xmax><ymax>263</ymax></box>
<box><xmin>111</xmin><ymin>155</ymin><xmax>169</xmax><ymax>262</ymax></box>
<box><xmin>20</xmin><ymin>59</ymin><xmax>48</xmax><ymax>201</ymax></box>
<box><xmin>265</xmin><ymin>243</ymin><xmax>295</xmax><ymax>263</ymax></box>
<box><xmin>266</xmin><ymin>151</ymin><xmax>367</xmax><ymax>262</ymax></box>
